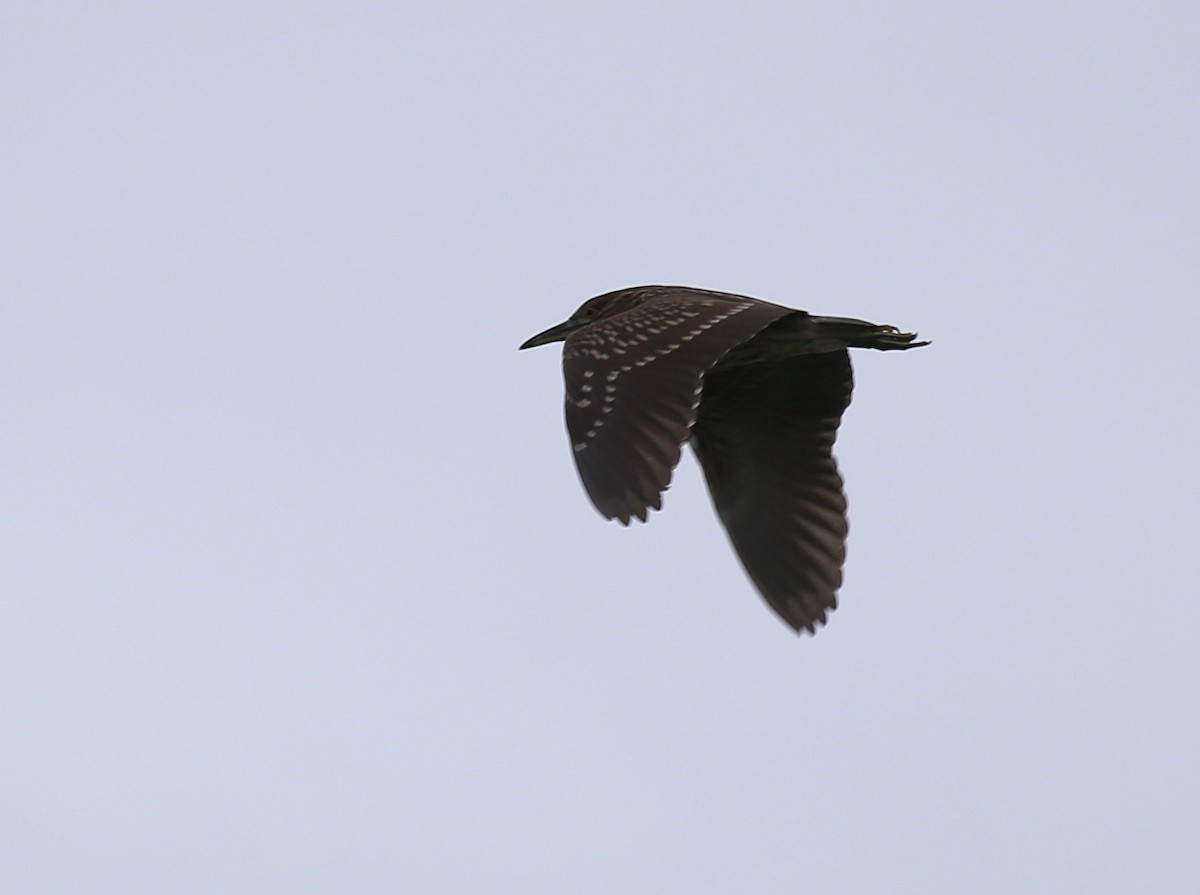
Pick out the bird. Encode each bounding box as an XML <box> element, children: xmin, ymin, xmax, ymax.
<box><xmin>519</xmin><ymin>285</ymin><xmax>928</xmax><ymax>634</ymax></box>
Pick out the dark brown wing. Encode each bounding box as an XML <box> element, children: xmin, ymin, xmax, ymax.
<box><xmin>562</xmin><ymin>291</ymin><xmax>793</xmax><ymax>524</ymax></box>
<box><xmin>690</xmin><ymin>349</ymin><xmax>854</xmax><ymax>633</ymax></box>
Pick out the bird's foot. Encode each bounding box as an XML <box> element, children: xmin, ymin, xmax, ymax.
<box><xmin>864</xmin><ymin>325</ymin><xmax>930</xmax><ymax>351</ymax></box>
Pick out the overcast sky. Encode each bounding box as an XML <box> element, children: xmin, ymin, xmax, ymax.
<box><xmin>3</xmin><ymin>2</ymin><xmax>1198</xmax><ymax>893</ymax></box>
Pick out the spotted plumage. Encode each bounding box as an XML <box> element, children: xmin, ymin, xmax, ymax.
<box><xmin>520</xmin><ymin>285</ymin><xmax>927</xmax><ymax>634</ymax></box>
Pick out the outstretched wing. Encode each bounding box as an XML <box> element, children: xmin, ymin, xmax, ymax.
<box><xmin>562</xmin><ymin>291</ymin><xmax>793</xmax><ymax>524</ymax></box>
<box><xmin>690</xmin><ymin>349</ymin><xmax>854</xmax><ymax>633</ymax></box>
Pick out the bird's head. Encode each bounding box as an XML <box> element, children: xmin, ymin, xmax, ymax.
<box><xmin>518</xmin><ymin>288</ymin><xmax>659</xmax><ymax>349</ymax></box>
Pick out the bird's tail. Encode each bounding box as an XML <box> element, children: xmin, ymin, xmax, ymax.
<box><xmin>811</xmin><ymin>316</ymin><xmax>930</xmax><ymax>351</ymax></box>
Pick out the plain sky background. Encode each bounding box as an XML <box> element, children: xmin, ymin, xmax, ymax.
<box><xmin>3</xmin><ymin>2</ymin><xmax>1198</xmax><ymax>892</ymax></box>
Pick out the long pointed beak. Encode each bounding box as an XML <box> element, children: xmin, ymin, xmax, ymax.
<box><xmin>519</xmin><ymin>318</ymin><xmax>584</xmax><ymax>350</ymax></box>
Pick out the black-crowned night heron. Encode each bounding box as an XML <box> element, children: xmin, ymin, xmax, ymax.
<box><xmin>520</xmin><ymin>285</ymin><xmax>928</xmax><ymax>634</ymax></box>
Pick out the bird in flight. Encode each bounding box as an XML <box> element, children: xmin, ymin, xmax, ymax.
<box><xmin>520</xmin><ymin>285</ymin><xmax>928</xmax><ymax>634</ymax></box>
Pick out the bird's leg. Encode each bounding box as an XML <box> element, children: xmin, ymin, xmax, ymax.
<box><xmin>811</xmin><ymin>316</ymin><xmax>931</xmax><ymax>351</ymax></box>
<box><xmin>863</xmin><ymin>326</ymin><xmax>930</xmax><ymax>351</ymax></box>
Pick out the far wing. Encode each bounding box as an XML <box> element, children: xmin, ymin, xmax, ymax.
<box><xmin>690</xmin><ymin>350</ymin><xmax>853</xmax><ymax>632</ymax></box>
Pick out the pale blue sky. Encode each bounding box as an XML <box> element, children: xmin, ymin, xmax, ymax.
<box><xmin>3</xmin><ymin>2</ymin><xmax>1198</xmax><ymax>892</ymax></box>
